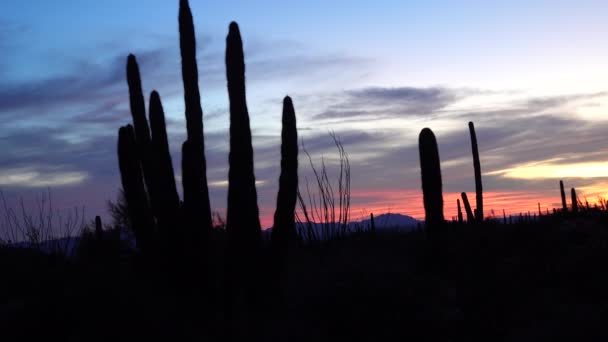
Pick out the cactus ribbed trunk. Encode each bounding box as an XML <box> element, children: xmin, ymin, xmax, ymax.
<box><xmin>560</xmin><ymin>180</ymin><xmax>567</xmax><ymax>211</ymax></box>
<box><xmin>418</xmin><ymin>128</ymin><xmax>444</xmax><ymax>230</ymax></box>
<box><xmin>271</xmin><ymin>96</ymin><xmax>298</xmax><ymax>249</ymax></box>
<box><xmin>179</xmin><ymin>0</ymin><xmax>212</xmax><ymax>244</ymax></box>
<box><xmin>226</xmin><ymin>22</ymin><xmax>262</xmax><ymax>246</ymax></box>
<box><xmin>457</xmin><ymin>199</ymin><xmax>464</xmax><ymax>224</ymax></box>
<box><xmin>149</xmin><ymin>91</ymin><xmax>181</xmax><ymax>243</ymax></box>
<box><xmin>126</xmin><ymin>55</ymin><xmax>159</xmax><ymax>230</ymax></box>
<box><xmin>468</xmin><ymin>122</ymin><xmax>483</xmax><ymax>222</ymax></box>
<box><xmin>461</xmin><ymin>192</ymin><xmax>474</xmax><ymax>223</ymax></box>
<box><xmin>118</xmin><ymin>125</ymin><xmax>155</xmax><ymax>252</ymax></box>
<box><xmin>571</xmin><ymin>187</ymin><xmax>578</xmax><ymax>214</ymax></box>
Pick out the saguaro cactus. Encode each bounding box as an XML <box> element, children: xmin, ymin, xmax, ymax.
<box><xmin>461</xmin><ymin>192</ymin><xmax>474</xmax><ymax>223</ymax></box>
<box><xmin>370</xmin><ymin>213</ymin><xmax>376</xmax><ymax>233</ymax></box>
<box><xmin>271</xmin><ymin>96</ymin><xmax>298</xmax><ymax>248</ymax></box>
<box><xmin>179</xmin><ymin>0</ymin><xmax>213</xmax><ymax>242</ymax></box>
<box><xmin>560</xmin><ymin>180</ymin><xmax>567</xmax><ymax>211</ymax></box>
<box><xmin>117</xmin><ymin>125</ymin><xmax>155</xmax><ymax>251</ymax></box>
<box><xmin>571</xmin><ymin>187</ymin><xmax>578</xmax><ymax>214</ymax></box>
<box><xmin>418</xmin><ymin>128</ymin><xmax>444</xmax><ymax>230</ymax></box>
<box><xmin>149</xmin><ymin>91</ymin><xmax>181</xmax><ymax>242</ymax></box>
<box><xmin>95</xmin><ymin>216</ymin><xmax>103</xmax><ymax>240</ymax></box>
<box><xmin>469</xmin><ymin>121</ymin><xmax>483</xmax><ymax>222</ymax></box>
<box><xmin>457</xmin><ymin>199</ymin><xmax>464</xmax><ymax>224</ymax></box>
<box><xmin>226</xmin><ymin>22</ymin><xmax>262</xmax><ymax>249</ymax></box>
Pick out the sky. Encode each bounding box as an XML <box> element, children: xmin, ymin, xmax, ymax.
<box><xmin>1</xmin><ymin>0</ymin><xmax>608</xmax><ymax>231</ymax></box>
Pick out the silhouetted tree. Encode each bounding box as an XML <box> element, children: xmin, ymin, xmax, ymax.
<box><xmin>418</xmin><ymin>128</ymin><xmax>444</xmax><ymax>230</ymax></box>
<box><xmin>469</xmin><ymin>121</ymin><xmax>483</xmax><ymax>222</ymax></box>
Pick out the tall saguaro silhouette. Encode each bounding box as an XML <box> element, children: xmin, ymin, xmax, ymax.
<box><xmin>571</xmin><ymin>187</ymin><xmax>578</xmax><ymax>214</ymax></box>
<box><xmin>457</xmin><ymin>199</ymin><xmax>464</xmax><ymax>224</ymax></box>
<box><xmin>469</xmin><ymin>121</ymin><xmax>483</xmax><ymax>222</ymax></box>
<box><xmin>271</xmin><ymin>96</ymin><xmax>298</xmax><ymax>249</ymax></box>
<box><xmin>226</xmin><ymin>22</ymin><xmax>262</xmax><ymax>254</ymax></box>
<box><xmin>418</xmin><ymin>128</ymin><xmax>444</xmax><ymax>230</ymax></box>
<box><xmin>126</xmin><ymin>56</ymin><xmax>159</xmax><ymax>231</ymax></box>
<box><xmin>117</xmin><ymin>125</ymin><xmax>155</xmax><ymax>252</ymax></box>
<box><xmin>149</xmin><ymin>91</ymin><xmax>181</xmax><ymax>244</ymax></box>
<box><xmin>560</xmin><ymin>180</ymin><xmax>567</xmax><ymax>211</ymax></box>
<box><xmin>179</xmin><ymin>0</ymin><xmax>213</xmax><ymax>243</ymax></box>
<box><xmin>461</xmin><ymin>192</ymin><xmax>474</xmax><ymax>223</ymax></box>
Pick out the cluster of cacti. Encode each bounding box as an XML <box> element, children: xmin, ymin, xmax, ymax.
<box><xmin>119</xmin><ymin>1</ymin><xmax>206</xmax><ymax>258</ymax></box>
<box><xmin>418</xmin><ymin>128</ymin><xmax>444</xmax><ymax>230</ymax></box>
<box><xmin>117</xmin><ymin>1</ymin><xmax>298</xmax><ymax>279</ymax></box>
<box><xmin>117</xmin><ymin>124</ymin><xmax>155</xmax><ymax>252</ymax></box>
<box><xmin>417</xmin><ymin>123</ymin><xmax>489</xmax><ymax>227</ymax></box>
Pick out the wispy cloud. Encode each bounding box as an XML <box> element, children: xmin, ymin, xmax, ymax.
<box><xmin>0</xmin><ymin>167</ymin><xmax>87</xmax><ymax>187</ymax></box>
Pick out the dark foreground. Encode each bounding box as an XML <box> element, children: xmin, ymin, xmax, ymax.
<box><xmin>2</xmin><ymin>215</ymin><xmax>608</xmax><ymax>341</ymax></box>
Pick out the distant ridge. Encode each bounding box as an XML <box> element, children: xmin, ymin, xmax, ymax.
<box><xmin>263</xmin><ymin>213</ymin><xmax>420</xmax><ymax>238</ymax></box>
<box><xmin>357</xmin><ymin>213</ymin><xmax>419</xmax><ymax>230</ymax></box>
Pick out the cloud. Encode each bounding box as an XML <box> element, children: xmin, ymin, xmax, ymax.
<box><xmin>0</xmin><ymin>167</ymin><xmax>87</xmax><ymax>187</ymax></box>
<box><xmin>313</xmin><ymin>86</ymin><xmax>460</xmax><ymax>120</ymax></box>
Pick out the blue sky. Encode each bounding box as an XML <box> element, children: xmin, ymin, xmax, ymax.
<box><xmin>1</xmin><ymin>0</ymin><xmax>608</xmax><ymax>229</ymax></box>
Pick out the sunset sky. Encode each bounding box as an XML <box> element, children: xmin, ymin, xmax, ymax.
<box><xmin>1</xmin><ymin>0</ymin><xmax>608</xmax><ymax>228</ymax></box>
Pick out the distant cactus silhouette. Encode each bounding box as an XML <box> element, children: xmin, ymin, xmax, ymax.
<box><xmin>461</xmin><ymin>192</ymin><xmax>474</xmax><ymax>223</ymax></box>
<box><xmin>457</xmin><ymin>199</ymin><xmax>463</xmax><ymax>223</ymax></box>
<box><xmin>271</xmin><ymin>96</ymin><xmax>298</xmax><ymax>249</ymax></box>
<box><xmin>560</xmin><ymin>180</ymin><xmax>567</xmax><ymax>211</ymax></box>
<box><xmin>468</xmin><ymin>121</ymin><xmax>483</xmax><ymax>222</ymax></box>
<box><xmin>95</xmin><ymin>215</ymin><xmax>103</xmax><ymax>240</ymax></box>
<box><xmin>117</xmin><ymin>125</ymin><xmax>155</xmax><ymax>252</ymax></box>
<box><xmin>179</xmin><ymin>0</ymin><xmax>213</xmax><ymax>245</ymax></box>
<box><xmin>418</xmin><ymin>128</ymin><xmax>444</xmax><ymax>230</ymax></box>
<box><xmin>226</xmin><ymin>21</ymin><xmax>262</xmax><ymax>253</ymax></box>
<box><xmin>571</xmin><ymin>188</ymin><xmax>578</xmax><ymax>214</ymax></box>
<box><xmin>370</xmin><ymin>213</ymin><xmax>376</xmax><ymax>233</ymax></box>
